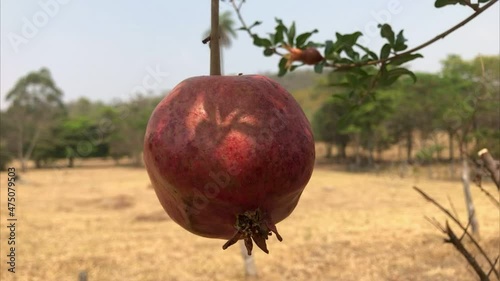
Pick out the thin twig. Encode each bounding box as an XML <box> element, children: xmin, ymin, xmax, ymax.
<box><xmin>425</xmin><ymin>216</ymin><xmax>446</xmax><ymax>232</ymax></box>
<box><xmin>445</xmin><ymin>222</ymin><xmax>489</xmax><ymax>281</ymax></box>
<box><xmin>333</xmin><ymin>0</ymin><xmax>498</xmax><ymax>69</ymax></box>
<box><xmin>447</xmin><ymin>195</ymin><xmax>460</xmax><ymax>221</ymax></box>
<box><xmin>477</xmin><ymin>183</ymin><xmax>500</xmax><ymax>208</ymax></box>
<box><xmin>414</xmin><ymin>186</ymin><xmax>464</xmax><ymax>227</ymax></box>
<box><xmin>230</xmin><ymin>0</ymin><xmax>498</xmax><ymax>70</ymax></box>
<box><xmin>414</xmin><ymin>186</ymin><xmax>498</xmax><ymax>278</ymax></box>
<box><xmin>230</xmin><ymin>0</ymin><xmax>287</xmax><ymax>59</ymax></box>
<box><xmin>458</xmin><ymin>213</ymin><xmax>473</xmax><ymax>241</ymax></box>
<box><xmin>230</xmin><ymin>0</ymin><xmax>254</xmax><ymax>39</ymax></box>
<box><xmin>462</xmin><ymin>0</ymin><xmax>481</xmax><ymax>11</ymax></box>
<box><xmin>471</xmin><ymin>156</ymin><xmax>500</xmax><ymax>207</ymax></box>
<box><xmin>487</xmin><ymin>256</ymin><xmax>499</xmax><ymax>278</ymax></box>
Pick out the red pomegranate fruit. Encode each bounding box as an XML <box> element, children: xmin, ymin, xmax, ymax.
<box><xmin>143</xmin><ymin>75</ymin><xmax>315</xmax><ymax>254</ymax></box>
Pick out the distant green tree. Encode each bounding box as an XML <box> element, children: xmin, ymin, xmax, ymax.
<box><xmin>386</xmin><ymin>73</ymin><xmax>444</xmax><ymax>163</ymax></box>
<box><xmin>343</xmin><ymin>92</ymin><xmax>394</xmax><ymax>166</ymax></box>
<box><xmin>312</xmin><ymin>98</ymin><xmax>350</xmax><ymax>159</ymax></box>
<box><xmin>0</xmin><ymin>140</ymin><xmax>13</xmax><ymax>171</ymax></box>
<box><xmin>96</xmin><ymin>106</ymin><xmax>127</xmax><ymax>164</ymax></box>
<box><xmin>67</xmin><ymin>97</ymin><xmax>108</xmax><ymax>119</ymax></box>
<box><xmin>57</xmin><ymin>116</ymin><xmax>109</xmax><ymax>167</ymax></box>
<box><xmin>5</xmin><ymin>68</ymin><xmax>65</xmax><ymax>171</ymax></box>
<box><xmin>436</xmin><ymin>54</ymin><xmax>499</xmax><ymax>236</ymax></box>
<box><xmin>0</xmin><ymin>111</ymin><xmax>16</xmax><ymax>166</ymax></box>
<box><xmin>109</xmin><ymin>94</ymin><xmax>163</xmax><ymax>166</ymax></box>
<box><xmin>433</xmin><ymin>54</ymin><xmax>500</xmax><ymax>159</ymax></box>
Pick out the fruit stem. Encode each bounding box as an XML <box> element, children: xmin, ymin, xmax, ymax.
<box><xmin>210</xmin><ymin>0</ymin><xmax>221</xmax><ymax>75</ymax></box>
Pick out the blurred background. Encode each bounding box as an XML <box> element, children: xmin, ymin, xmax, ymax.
<box><xmin>0</xmin><ymin>1</ymin><xmax>499</xmax><ymax>280</ymax></box>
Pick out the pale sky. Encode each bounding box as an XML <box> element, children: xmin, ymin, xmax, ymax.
<box><xmin>1</xmin><ymin>0</ymin><xmax>499</xmax><ymax>108</ymax></box>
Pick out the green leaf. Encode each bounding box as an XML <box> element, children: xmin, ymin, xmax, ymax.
<box><xmin>324</xmin><ymin>40</ymin><xmax>334</xmax><ymax>57</ymax></box>
<box><xmin>341</xmin><ymin>66</ymin><xmax>369</xmax><ymax>77</ymax></box>
<box><xmin>274</xmin><ymin>26</ymin><xmax>285</xmax><ymax>44</ymax></box>
<box><xmin>329</xmin><ymin>82</ymin><xmax>352</xmax><ymax>88</ymax></box>
<box><xmin>332</xmin><ymin>93</ymin><xmax>348</xmax><ymax>100</ymax></box>
<box><xmin>273</xmin><ymin>18</ymin><xmax>287</xmax><ymax>44</ymax></box>
<box><xmin>275</xmin><ymin>18</ymin><xmax>288</xmax><ymax>32</ymax></box>
<box><xmin>394</xmin><ymin>30</ymin><xmax>408</xmax><ymax>51</ymax></box>
<box><xmin>382</xmin><ymin>67</ymin><xmax>417</xmax><ymax>86</ymax></box>
<box><xmin>306</xmin><ymin>41</ymin><xmax>324</xmax><ymax>48</ymax></box>
<box><xmin>252</xmin><ymin>35</ymin><xmax>272</xmax><ymax>47</ymax></box>
<box><xmin>434</xmin><ymin>0</ymin><xmax>461</xmax><ymax>8</ymax></box>
<box><xmin>278</xmin><ymin>57</ymin><xmax>288</xmax><ymax>77</ymax></box>
<box><xmin>380</xmin><ymin>44</ymin><xmax>391</xmax><ymax>59</ymax></box>
<box><xmin>344</xmin><ymin>47</ymin><xmax>359</xmax><ymax>61</ymax></box>
<box><xmin>337</xmin><ymin>58</ymin><xmax>355</xmax><ymax>65</ymax></box>
<box><xmin>389</xmin><ymin>53</ymin><xmax>423</xmax><ymax>66</ymax></box>
<box><xmin>263</xmin><ymin>48</ymin><xmax>274</xmax><ymax>57</ymax></box>
<box><xmin>287</xmin><ymin>22</ymin><xmax>296</xmax><ymax>46</ymax></box>
<box><xmin>337</xmin><ymin>32</ymin><xmax>363</xmax><ymax>48</ymax></box>
<box><xmin>295</xmin><ymin>29</ymin><xmax>318</xmax><ymax>48</ymax></box>
<box><xmin>314</xmin><ymin>61</ymin><xmax>325</xmax><ymax>74</ymax></box>
<box><xmin>379</xmin><ymin>24</ymin><xmax>395</xmax><ymax>45</ymax></box>
<box><xmin>268</xmin><ymin>33</ymin><xmax>276</xmax><ymax>45</ymax></box>
<box><xmin>248</xmin><ymin>21</ymin><xmax>262</xmax><ymax>29</ymax></box>
<box><xmin>355</xmin><ymin>44</ymin><xmax>378</xmax><ymax>60</ymax></box>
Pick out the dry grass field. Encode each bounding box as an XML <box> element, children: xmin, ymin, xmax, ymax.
<box><xmin>0</xmin><ymin>163</ymin><xmax>498</xmax><ymax>281</ymax></box>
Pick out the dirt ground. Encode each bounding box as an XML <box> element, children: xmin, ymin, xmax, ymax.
<box><xmin>0</xmin><ymin>164</ymin><xmax>498</xmax><ymax>281</ymax></box>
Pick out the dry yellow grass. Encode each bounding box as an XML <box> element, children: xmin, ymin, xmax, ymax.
<box><xmin>0</xmin><ymin>164</ymin><xmax>498</xmax><ymax>281</ymax></box>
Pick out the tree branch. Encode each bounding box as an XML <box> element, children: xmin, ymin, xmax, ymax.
<box><xmin>210</xmin><ymin>0</ymin><xmax>221</xmax><ymax>75</ymax></box>
<box><xmin>444</xmin><ymin>222</ymin><xmax>489</xmax><ymax>281</ymax></box>
<box><xmin>231</xmin><ymin>0</ymin><xmax>498</xmax><ymax>70</ymax></box>
<box><xmin>472</xmin><ymin>159</ymin><xmax>500</xmax><ymax>207</ymax></box>
<box><xmin>478</xmin><ymin>148</ymin><xmax>500</xmax><ymax>189</ymax></box>
<box><xmin>462</xmin><ymin>0</ymin><xmax>481</xmax><ymax>11</ymax></box>
<box><xmin>230</xmin><ymin>0</ymin><xmax>254</xmax><ymax>39</ymax></box>
<box><xmin>331</xmin><ymin>0</ymin><xmax>498</xmax><ymax>69</ymax></box>
<box><xmin>414</xmin><ymin>186</ymin><xmax>498</xmax><ymax>278</ymax></box>
<box><xmin>476</xmin><ymin>183</ymin><xmax>500</xmax><ymax>208</ymax></box>
<box><xmin>487</xmin><ymin>256</ymin><xmax>500</xmax><ymax>278</ymax></box>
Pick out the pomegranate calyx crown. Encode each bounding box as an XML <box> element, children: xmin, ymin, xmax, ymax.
<box><xmin>222</xmin><ymin>209</ymin><xmax>282</xmax><ymax>255</ymax></box>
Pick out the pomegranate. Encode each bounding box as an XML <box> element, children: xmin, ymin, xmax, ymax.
<box><xmin>143</xmin><ymin>75</ymin><xmax>315</xmax><ymax>254</ymax></box>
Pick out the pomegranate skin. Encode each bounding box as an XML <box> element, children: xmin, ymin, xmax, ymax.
<box><xmin>143</xmin><ymin>75</ymin><xmax>315</xmax><ymax>253</ymax></box>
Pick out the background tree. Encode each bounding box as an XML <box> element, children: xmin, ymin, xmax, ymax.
<box><xmin>108</xmin><ymin>93</ymin><xmax>162</xmax><ymax>166</ymax></box>
<box><xmin>58</xmin><ymin>116</ymin><xmax>109</xmax><ymax>167</ymax></box>
<box><xmin>5</xmin><ymin>68</ymin><xmax>65</xmax><ymax>171</ymax></box>
<box><xmin>0</xmin><ymin>111</ymin><xmax>15</xmax><ymax>170</ymax></box>
<box><xmin>0</xmin><ymin>140</ymin><xmax>13</xmax><ymax>171</ymax></box>
<box><xmin>312</xmin><ymin>98</ymin><xmax>350</xmax><ymax>159</ymax></box>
